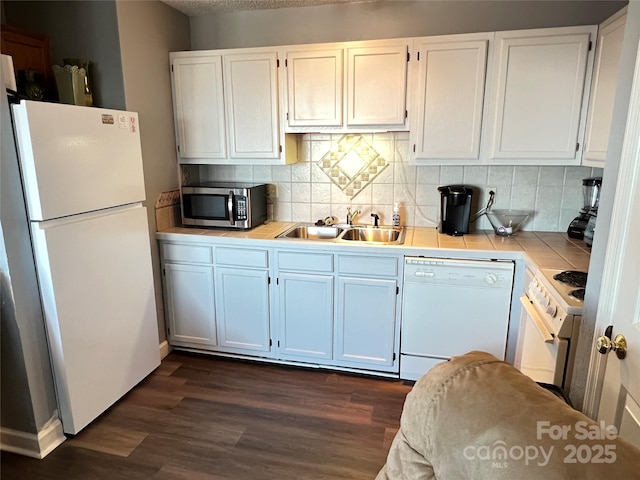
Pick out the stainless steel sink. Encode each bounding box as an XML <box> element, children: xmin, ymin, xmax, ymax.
<box><xmin>277</xmin><ymin>224</ymin><xmax>344</xmax><ymax>240</ymax></box>
<box><xmin>339</xmin><ymin>226</ymin><xmax>405</xmax><ymax>244</ymax></box>
<box><xmin>276</xmin><ymin>223</ymin><xmax>405</xmax><ymax>245</ymax></box>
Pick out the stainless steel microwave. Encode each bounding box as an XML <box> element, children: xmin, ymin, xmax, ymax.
<box><xmin>181</xmin><ymin>182</ymin><xmax>267</xmax><ymax>229</ymax></box>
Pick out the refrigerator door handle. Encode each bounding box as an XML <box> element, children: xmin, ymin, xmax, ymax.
<box><xmin>227</xmin><ymin>191</ymin><xmax>235</xmax><ymax>226</ymax></box>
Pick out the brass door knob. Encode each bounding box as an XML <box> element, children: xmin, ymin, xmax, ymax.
<box><xmin>596</xmin><ymin>333</ymin><xmax>627</xmax><ymax>359</ymax></box>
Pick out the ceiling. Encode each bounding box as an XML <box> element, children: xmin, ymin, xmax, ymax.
<box><xmin>161</xmin><ymin>0</ymin><xmax>373</xmax><ymax>16</ymax></box>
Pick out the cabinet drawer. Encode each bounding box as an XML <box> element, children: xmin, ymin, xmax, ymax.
<box><xmin>338</xmin><ymin>255</ymin><xmax>398</xmax><ymax>277</ymax></box>
<box><xmin>216</xmin><ymin>247</ymin><xmax>269</xmax><ymax>268</ymax></box>
<box><xmin>162</xmin><ymin>243</ymin><xmax>213</xmax><ymax>264</ymax></box>
<box><xmin>277</xmin><ymin>251</ymin><xmax>333</xmax><ymax>272</ymax></box>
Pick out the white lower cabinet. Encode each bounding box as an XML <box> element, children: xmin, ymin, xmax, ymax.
<box><xmin>277</xmin><ymin>272</ymin><xmax>334</xmax><ymax>361</ymax></box>
<box><xmin>213</xmin><ymin>246</ymin><xmax>272</xmax><ymax>356</ymax></box>
<box><xmin>215</xmin><ymin>267</ymin><xmax>272</xmax><ymax>356</ymax></box>
<box><xmin>161</xmin><ymin>242</ymin><xmax>272</xmax><ymax>356</ymax></box>
<box><xmin>274</xmin><ymin>250</ymin><xmax>401</xmax><ymax>373</ymax></box>
<box><xmin>335</xmin><ymin>276</ymin><xmax>398</xmax><ymax>369</ymax></box>
<box><xmin>334</xmin><ymin>254</ymin><xmax>400</xmax><ymax>372</ymax></box>
<box><xmin>164</xmin><ymin>262</ymin><xmax>217</xmax><ymax>349</ymax></box>
<box><xmin>161</xmin><ymin>240</ymin><xmax>402</xmax><ymax>375</ymax></box>
<box><xmin>275</xmin><ymin>250</ymin><xmax>334</xmax><ymax>362</ymax></box>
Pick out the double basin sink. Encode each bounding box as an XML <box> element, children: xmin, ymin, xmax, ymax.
<box><xmin>276</xmin><ymin>223</ymin><xmax>405</xmax><ymax>245</ymax></box>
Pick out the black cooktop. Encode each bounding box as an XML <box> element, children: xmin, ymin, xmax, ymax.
<box><xmin>554</xmin><ymin>270</ymin><xmax>588</xmax><ymax>288</ymax></box>
<box><xmin>569</xmin><ymin>288</ymin><xmax>586</xmax><ymax>301</ymax></box>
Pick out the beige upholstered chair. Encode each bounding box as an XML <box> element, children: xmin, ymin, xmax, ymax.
<box><xmin>377</xmin><ymin>351</ymin><xmax>640</xmax><ymax>480</ymax></box>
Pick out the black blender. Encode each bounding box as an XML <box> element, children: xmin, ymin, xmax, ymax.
<box><xmin>567</xmin><ymin>177</ymin><xmax>601</xmax><ymax>243</ymax></box>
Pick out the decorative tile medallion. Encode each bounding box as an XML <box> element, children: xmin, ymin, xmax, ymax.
<box><xmin>317</xmin><ymin>134</ymin><xmax>389</xmax><ymax>199</ymax></box>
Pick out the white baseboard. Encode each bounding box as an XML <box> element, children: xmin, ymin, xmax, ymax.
<box><xmin>0</xmin><ymin>417</ymin><xmax>66</xmax><ymax>459</ymax></box>
<box><xmin>159</xmin><ymin>340</ymin><xmax>171</xmax><ymax>359</ymax></box>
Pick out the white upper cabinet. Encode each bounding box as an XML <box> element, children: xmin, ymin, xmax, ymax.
<box><xmin>411</xmin><ymin>33</ymin><xmax>490</xmax><ymax>163</ymax></box>
<box><xmin>583</xmin><ymin>8</ymin><xmax>627</xmax><ymax>167</ymax></box>
<box><xmin>285</xmin><ymin>48</ymin><xmax>343</xmax><ymax>127</ymax></box>
<box><xmin>224</xmin><ymin>51</ymin><xmax>281</xmax><ymax>160</ymax></box>
<box><xmin>283</xmin><ymin>39</ymin><xmax>410</xmax><ymax>132</ymax></box>
<box><xmin>346</xmin><ymin>42</ymin><xmax>409</xmax><ymax>128</ymax></box>
<box><xmin>170</xmin><ymin>55</ymin><xmax>227</xmax><ymax>161</ymax></box>
<box><xmin>485</xmin><ymin>26</ymin><xmax>596</xmax><ymax>165</ymax></box>
<box><xmin>170</xmin><ymin>49</ymin><xmax>296</xmax><ymax>165</ymax></box>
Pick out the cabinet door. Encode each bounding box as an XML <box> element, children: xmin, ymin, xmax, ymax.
<box><xmin>346</xmin><ymin>43</ymin><xmax>408</xmax><ymax>128</ymax></box>
<box><xmin>164</xmin><ymin>263</ymin><xmax>216</xmax><ymax>348</ymax></box>
<box><xmin>487</xmin><ymin>26</ymin><xmax>595</xmax><ymax>163</ymax></box>
<box><xmin>224</xmin><ymin>51</ymin><xmax>280</xmax><ymax>159</ymax></box>
<box><xmin>170</xmin><ymin>55</ymin><xmax>227</xmax><ymax>162</ymax></box>
<box><xmin>215</xmin><ymin>267</ymin><xmax>271</xmax><ymax>354</ymax></box>
<box><xmin>412</xmin><ymin>38</ymin><xmax>488</xmax><ymax>162</ymax></box>
<box><xmin>278</xmin><ymin>272</ymin><xmax>334</xmax><ymax>362</ymax></box>
<box><xmin>285</xmin><ymin>48</ymin><xmax>343</xmax><ymax>127</ymax></box>
<box><xmin>1</xmin><ymin>25</ymin><xmax>55</xmax><ymax>100</ymax></box>
<box><xmin>335</xmin><ymin>277</ymin><xmax>398</xmax><ymax>369</ymax></box>
<box><xmin>583</xmin><ymin>11</ymin><xmax>626</xmax><ymax>167</ymax></box>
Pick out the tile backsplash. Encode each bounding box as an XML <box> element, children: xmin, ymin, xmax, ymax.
<box><xmin>195</xmin><ymin>133</ymin><xmax>603</xmax><ymax>232</ymax></box>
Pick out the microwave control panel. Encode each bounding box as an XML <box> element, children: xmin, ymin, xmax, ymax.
<box><xmin>236</xmin><ymin>196</ymin><xmax>247</xmax><ymax>220</ymax></box>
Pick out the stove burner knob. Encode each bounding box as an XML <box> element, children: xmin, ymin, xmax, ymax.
<box><xmin>542</xmin><ymin>295</ymin><xmax>550</xmax><ymax>308</ymax></box>
<box><xmin>546</xmin><ymin>305</ymin><xmax>557</xmax><ymax>317</ymax></box>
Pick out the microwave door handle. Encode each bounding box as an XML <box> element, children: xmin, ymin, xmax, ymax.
<box><xmin>227</xmin><ymin>191</ymin><xmax>235</xmax><ymax>226</ymax></box>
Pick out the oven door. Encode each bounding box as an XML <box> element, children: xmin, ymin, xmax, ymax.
<box><xmin>516</xmin><ymin>295</ymin><xmax>569</xmax><ymax>388</ymax></box>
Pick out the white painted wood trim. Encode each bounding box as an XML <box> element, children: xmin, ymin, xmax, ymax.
<box><xmin>0</xmin><ymin>416</ymin><xmax>65</xmax><ymax>459</ymax></box>
<box><xmin>583</xmin><ymin>38</ymin><xmax>640</xmax><ymax>418</ymax></box>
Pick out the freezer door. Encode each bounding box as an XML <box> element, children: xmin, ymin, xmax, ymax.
<box><xmin>12</xmin><ymin>101</ymin><xmax>146</xmax><ymax>221</ymax></box>
<box><xmin>31</xmin><ymin>204</ymin><xmax>160</xmax><ymax>434</ymax></box>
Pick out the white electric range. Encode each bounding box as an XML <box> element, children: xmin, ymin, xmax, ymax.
<box><xmin>515</xmin><ymin>268</ymin><xmax>585</xmax><ymax>391</ymax></box>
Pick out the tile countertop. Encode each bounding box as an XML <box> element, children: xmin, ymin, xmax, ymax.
<box><xmin>157</xmin><ymin>222</ymin><xmax>591</xmax><ymax>273</ymax></box>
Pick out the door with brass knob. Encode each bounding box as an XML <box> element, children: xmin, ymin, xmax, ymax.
<box><xmin>587</xmin><ymin>31</ymin><xmax>640</xmax><ymax>452</ymax></box>
<box><xmin>595</xmin><ymin>325</ymin><xmax>627</xmax><ymax>359</ymax></box>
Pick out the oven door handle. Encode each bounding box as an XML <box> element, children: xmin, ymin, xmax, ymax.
<box><xmin>520</xmin><ymin>296</ymin><xmax>555</xmax><ymax>343</ymax></box>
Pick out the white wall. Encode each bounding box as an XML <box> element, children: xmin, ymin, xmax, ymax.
<box><xmin>116</xmin><ymin>0</ymin><xmax>190</xmax><ymax>342</ymax></box>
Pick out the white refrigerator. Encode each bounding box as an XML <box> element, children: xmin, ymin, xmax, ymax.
<box><xmin>11</xmin><ymin>100</ymin><xmax>160</xmax><ymax>435</ymax></box>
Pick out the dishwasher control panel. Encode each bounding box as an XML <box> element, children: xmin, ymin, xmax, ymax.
<box><xmin>404</xmin><ymin>257</ymin><xmax>514</xmax><ymax>288</ymax></box>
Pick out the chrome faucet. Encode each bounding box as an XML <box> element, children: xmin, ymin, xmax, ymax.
<box><xmin>371</xmin><ymin>213</ymin><xmax>380</xmax><ymax>227</ymax></box>
<box><xmin>346</xmin><ymin>207</ymin><xmax>361</xmax><ymax>225</ymax></box>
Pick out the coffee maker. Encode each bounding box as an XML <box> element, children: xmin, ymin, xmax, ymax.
<box><xmin>438</xmin><ymin>185</ymin><xmax>473</xmax><ymax>236</ymax></box>
<box><xmin>567</xmin><ymin>177</ymin><xmax>601</xmax><ymax>243</ymax></box>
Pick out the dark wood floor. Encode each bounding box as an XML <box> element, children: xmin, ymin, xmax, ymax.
<box><xmin>1</xmin><ymin>352</ymin><xmax>412</xmax><ymax>479</ymax></box>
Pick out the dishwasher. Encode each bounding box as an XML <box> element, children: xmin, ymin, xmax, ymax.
<box><xmin>401</xmin><ymin>257</ymin><xmax>515</xmax><ymax>381</ymax></box>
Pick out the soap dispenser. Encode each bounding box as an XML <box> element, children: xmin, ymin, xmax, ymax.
<box><xmin>392</xmin><ymin>203</ymin><xmax>401</xmax><ymax>227</ymax></box>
